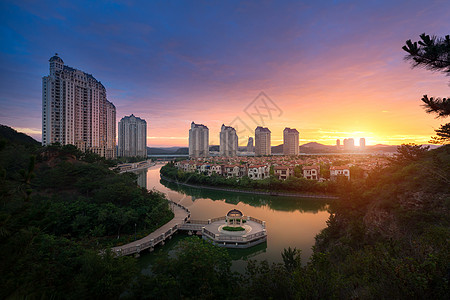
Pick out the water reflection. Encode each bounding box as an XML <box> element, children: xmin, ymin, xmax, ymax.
<box><xmin>135</xmin><ymin>166</ymin><xmax>331</xmax><ymax>266</ymax></box>
<box><xmin>135</xmin><ymin>169</ymin><xmax>147</xmax><ymax>189</ymax></box>
<box><xmin>160</xmin><ymin>179</ymin><xmax>329</xmax><ymax>214</ymax></box>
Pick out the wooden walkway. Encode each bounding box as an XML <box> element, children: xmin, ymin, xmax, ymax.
<box><xmin>111</xmin><ymin>200</ymin><xmax>190</xmax><ymax>256</ymax></box>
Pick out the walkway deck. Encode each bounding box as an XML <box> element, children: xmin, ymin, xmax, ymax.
<box><xmin>111</xmin><ymin>200</ymin><xmax>190</xmax><ymax>256</ymax></box>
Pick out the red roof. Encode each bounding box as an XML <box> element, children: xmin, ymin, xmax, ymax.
<box><xmin>274</xmin><ymin>166</ymin><xmax>289</xmax><ymax>170</ymax></box>
<box><xmin>330</xmin><ymin>165</ymin><xmax>349</xmax><ymax>170</ymax></box>
<box><xmin>303</xmin><ymin>165</ymin><xmax>319</xmax><ymax>170</ymax></box>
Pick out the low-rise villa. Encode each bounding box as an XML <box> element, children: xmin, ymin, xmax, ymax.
<box><xmin>274</xmin><ymin>166</ymin><xmax>291</xmax><ymax>180</ymax></box>
<box><xmin>303</xmin><ymin>165</ymin><xmax>320</xmax><ymax>180</ymax></box>
<box><xmin>330</xmin><ymin>165</ymin><xmax>350</xmax><ymax>180</ymax></box>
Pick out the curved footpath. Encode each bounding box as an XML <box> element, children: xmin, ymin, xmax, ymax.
<box><xmin>111</xmin><ymin>169</ymin><xmax>337</xmax><ymax>256</ymax></box>
<box><xmin>160</xmin><ymin>175</ymin><xmax>338</xmax><ymax>200</ymax></box>
<box><xmin>111</xmin><ymin>200</ymin><xmax>190</xmax><ymax>256</ymax></box>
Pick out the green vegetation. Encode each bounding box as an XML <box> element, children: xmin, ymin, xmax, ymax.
<box><xmin>233</xmin><ymin>144</ymin><xmax>450</xmax><ymax>299</ymax></box>
<box><xmin>223</xmin><ymin>226</ymin><xmax>245</xmax><ymax>231</ymax></box>
<box><xmin>0</xmin><ymin>124</ymin><xmax>41</xmax><ymax>146</ymax></box>
<box><xmin>0</xmin><ymin>126</ymin><xmax>173</xmax><ymax>298</ymax></box>
<box><xmin>1</xmin><ymin>125</ymin><xmax>448</xmax><ymax>298</ymax></box>
<box><xmin>132</xmin><ymin>236</ymin><xmax>240</xmax><ymax>299</ymax></box>
<box><xmin>160</xmin><ymin>163</ymin><xmax>342</xmax><ymax>195</ymax></box>
<box><xmin>403</xmin><ymin>33</ymin><xmax>450</xmax><ymax>144</ymax></box>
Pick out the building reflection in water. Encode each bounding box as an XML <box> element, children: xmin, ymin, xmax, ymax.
<box><xmin>135</xmin><ymin>169</ymin><xmax>148</xmax><ymax>189</ymax></box>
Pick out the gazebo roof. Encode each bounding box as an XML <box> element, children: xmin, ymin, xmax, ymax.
<box><xmin>227</xmin><ymin>209</ymin><xmax>243</xmax><ymax>217</ymax></box>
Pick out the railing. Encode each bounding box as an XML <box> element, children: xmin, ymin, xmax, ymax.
<box><xmin>215</xmin><ymin>230</ymin><xmax>266</xmax><ymax>242</ymax></box>
<box><xmin>248</xmin><ymin>216</ymin><xmax>264</xmax><ymax>225</ymax></box>
<box><xmin>217</xmin><ymin>235</ymin><xmax>245</xmax><ymax>241</ymax></box>
<box><xmin>246</xmin><ymin>231</ymin><xmax>266</xmax><ymax>240</ymax></box>
<box><xmin>154</xmin><ymin>234</ymin><xmax>164</xmax><ymax>243</ymax></box>
<box><xmin>112</xmin><ymin>198</ymin><xmax>192</xmax><ymax>257</ymax></box>
<box><xmin>210</xmin><ymin>216</ymin><xmax>226</xmax><ymax>223</ymax></box>
<box><xmin>112</xmin><ymin>204</ymin><xmax>268</xmax><ymax>255</ymax></box>
<box><xmin>203</xmin><ymin>228</ymin><xmax>216</xmax><ymax>239</ymax></box>
<box><xmin>179</xmin><ymin>224</ymin><xmax>204</xmax><ymax>231</ymax></box>
<box><xmin>168</xmin><ymin>199</ymin><xmax>190</xmax><ymax>214</ymax></box>
<box><xmin>189</xmin><ymin>220</ymin><xmax>209</xmax><ymax>225</ymax></box>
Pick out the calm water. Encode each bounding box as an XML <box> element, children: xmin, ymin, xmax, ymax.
<box><xmin>135</xmin><ymin>165</ymin><xmax>331</xmax><ymax>271</ymax></box>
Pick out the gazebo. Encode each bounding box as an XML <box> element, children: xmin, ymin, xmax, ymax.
<box><xmin>226</xmin><ymin>209</ymin><xmax>244</xmax><ymax>226</ymax></box>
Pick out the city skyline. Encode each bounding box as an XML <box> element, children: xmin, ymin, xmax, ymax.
<box><xmin>1</xmin><ymin>1</ymin><xmax>450</xmax><ymax>147</ymax></box>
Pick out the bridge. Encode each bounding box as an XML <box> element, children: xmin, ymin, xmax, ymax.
<box><xmin>147</xmin><ymin>154</ymin><xmax>189</xmax><ymax>160</ymax></box>
<box><xmin>111</xmin><ymin>200</ymin><xmax>191</xmax><ymax>257</ymax></box>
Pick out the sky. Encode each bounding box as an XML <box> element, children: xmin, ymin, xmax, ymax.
<box><xmin>0</xmin><ymin>0</ymin><xmax>449</xmax><ymax>147</ymax></box>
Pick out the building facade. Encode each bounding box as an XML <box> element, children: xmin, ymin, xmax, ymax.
<box><xmin>42</xmin><ymin>54</ymin><xmax>116</xmax><ymax>158</ymax></box>
<box><xmin>360</xmin><ymin>138</ymin><xmax>366</xmax><ymax>149</ymax></box>
<box><xmin>118</xmin><ymin>114</ymin><xmax>147</xmax><ymax>157</ymax></box>
<box><xmin>303</xmin><ymin>165</ymin><xmax>320</xmax><ymax>180</ymax></box>
<box><xmin>283</xmin><ymin>127</ymin><xmax>299</xmax><ymax>155</ymax></box>
<box><xmin>255</xmin><ymin>126</ymin><xmax>271</xmax><ymax>156</ymax></box>
<box><xmin>343</xmin><ymin>138</ymin><xmax>355</xmax><ymax>150</ymax></box>
<box><xmin>219</xmin><ymin>124</ymin><xmax>238</xmax><ymax>157</ymax></box>
<box><xmin>330</xmin><ymin>165</ymin><xmax>350</xmax><ymax>181</ymax></box>
<box><xmin>189</xmin><ymin>122</ymin><xmax>209</xmax><ymax>157</ymax></box>
<box><xmin>247</xmin><ymin>137</ymin><xmax>254</xmax><ymax>152</ymax></box>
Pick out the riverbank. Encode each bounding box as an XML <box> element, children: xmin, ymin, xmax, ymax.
<box><xmin>160</xmin><ymin>175</ymin><xmax>338</xmax><ymax>200</ymax></box>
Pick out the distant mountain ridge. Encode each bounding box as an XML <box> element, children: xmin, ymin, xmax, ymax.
<box><xmin>147</xmin><ymin>146</ymin><xmax>188</xmax><ymax>155</ymax></box>
<box><xmin>148</xmin><ymin>142</ymin><xmax>441</xmax><ymax>155</ymax></box>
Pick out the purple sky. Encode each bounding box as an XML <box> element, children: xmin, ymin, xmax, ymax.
<box><xmin>1</xmin><ymin>0</ymin><xmax>449</xmax><ymax>146</ymax></box>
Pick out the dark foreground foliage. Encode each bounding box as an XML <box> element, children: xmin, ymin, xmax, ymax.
<box><xmin>0</xmin><ymin>131</ymin><xmax>173</xmax><ymax>299</ymax></box>
<box><xmin>1</xmin><ymin>126</ymin><xmax>449</xmax><ymax>299</ymax></box>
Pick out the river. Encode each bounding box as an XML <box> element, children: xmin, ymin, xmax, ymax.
<box><xmin>135</xmin><ymin>165</ymin><xmax>331</xmax><ymax>271</ymax></box>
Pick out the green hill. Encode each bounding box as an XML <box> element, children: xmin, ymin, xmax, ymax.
<box><xmin>0</xmin><ymin>125</ymin><xmax>40</xmax><ymax>146</ymax></box>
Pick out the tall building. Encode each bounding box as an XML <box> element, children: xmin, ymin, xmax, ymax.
<box><xmin>283</xmin><ymin>127</ymin><xmax>299</xmax><ymax>155</ymax></box>
<box><xmin>247</xmin><ymin>137</ymin><xmax>254</xmax><ymax>152</ymax></box>
<box><xmin>255</xmin><ymin>126</ymin><xmax>271</xmax><ymax>156</ymax></box>
<box><xmin>42</xmin><ymin>54</ymin><xmax>116</xmax><ymax>158</ymax></box>
<box><xmin>359</xmin><ymin>138</ymin><xmax>366</xmax><ymax>149</ymax></box>
<box><xmin>336</xmin><ymin>139</ymin><xmax>341</xmax><ymax>147</ymax></box>
<box><xmin>220</xmin><ymin>124</ymin><xmax>238</xmax><ymax>157</ymax></box>
<box><xmin>118</xmin><ymin>114</ymin><xmax>147</xmax><ymax>157</ymax></box>
<box><xmin>189</xmin><ymin>122</ymin><xmax>209</xmax><ymax>157</ymax></box>
<box><xmin>343</xmin><ymin>138</ymin><xmax>355</xmax><ymax>150</ymax></box>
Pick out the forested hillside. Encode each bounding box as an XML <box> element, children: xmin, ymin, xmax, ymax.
<box><xmin>0</xmin><ymin>126</ymin><xmax>173</xmax><ymax>298</ymax></box>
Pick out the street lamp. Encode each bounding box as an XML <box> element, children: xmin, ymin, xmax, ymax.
<box><xmin>134</xmin><ymin>223</ymin><xmax>137</xmax><ymax>241</ymax></box>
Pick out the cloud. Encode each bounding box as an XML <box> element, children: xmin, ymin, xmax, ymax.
<box><xmin>1</xmin><ymin>0</ymin><xmax>449</xmax><ymax>147</ymax></box>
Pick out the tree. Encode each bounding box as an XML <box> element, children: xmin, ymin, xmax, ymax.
<box><xmin>135</xmin><ymin>236</ymin><xmax>239</xmax><ymax>299</ymax></box>
<box><xmin>293</xmin><ymin>165</ymin><xmax>303</xmax><ymax>178</ymax></box>
<box><xmin>403</xmin><ymin>33</ymin><xmax>450</xmax><ymax>144</ymax></box>
<box><xmin>430</xmin><ymin>123</ymin><xmax>450</xmax><ymax>144</ymax></box>
<box><xmin>282</xmin><ymin>247</ymin><xmax>302</xmax><ymax>273</ymax></box>
<box><xmin>392</xmin><ymin>143</ymin><xmax>429</xmax><ymax>164</ymax></box>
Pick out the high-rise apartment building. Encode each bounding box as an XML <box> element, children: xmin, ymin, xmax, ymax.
<box><xmin>220</xmin><ymin>124</ymin><xmax>238</xmax><ymax>157</ymax></box>
<box><xmin>255</xmin><ymin>126</ymin><xmax>271</xmax><ymax>156</ymax></box>
<box><xmin>283</xmin><ymin>127</ymin><xmax>299</xmax><ymax>155</ymax></box>
<box><xmin>118</xmin><ymin>114</ymin><xmax>147</xmax><ymax>157</ymax></box>
<box><xmin>42</xmin><ymin>54</ymin><xmax>116</xmax><ymax>158</ymax></box>
<box><xmin>359</xmin><ymin>138</ymin><xmax>366</xmax><ymax>149</ymax></box>
<box><xmin>343</xmin><ymin>138</ymin><xmax>355</xmax><ymax>150</ymax></box>
<box><xmin>247</xmin><ymin>137</ymin><xmax>254</xmax><ymax>152</ymax></box>
<box><xmin>189</xmin><ymin>122</ymin><xmax>209</xmax><ymax>157</ymax></box>
<box><xmin>336</xmin><ymin>139</ymin><xmax>341</xmax><ymax>147</ymax></box>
